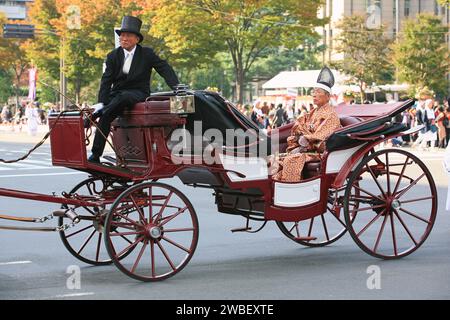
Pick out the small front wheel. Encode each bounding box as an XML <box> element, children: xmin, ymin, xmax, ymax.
<box><xmin>104</xmin><ymin>182</ymin><xmax>199</xmax><ymax>281</ymax></box>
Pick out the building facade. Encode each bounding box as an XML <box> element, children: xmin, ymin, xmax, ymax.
<box><xmin>0</xmin><ymin>0</ymin><xmax>33</xmax><ymax>20</ymax></box>
<box><xmin>320</xmin><ymin>0</ymin><xmax>450</xmax><ymax>63</ymax></box>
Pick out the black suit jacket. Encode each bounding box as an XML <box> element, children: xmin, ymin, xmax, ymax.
<box><xmin>98</xmin><ymin>45</ymin><xmax>179</xmax><ymax>104</ymax></box>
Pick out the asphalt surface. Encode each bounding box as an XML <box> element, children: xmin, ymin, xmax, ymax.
<box><xmin>0</xmin><ymin>140</ymin><xmax>449</xmax><ymax>300</ymax></box>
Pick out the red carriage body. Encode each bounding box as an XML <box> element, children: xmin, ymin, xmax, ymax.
<box><xmin>0</xmin><ymin>90</ymin><xmax>438</xmax><ymax>282</ymax></box>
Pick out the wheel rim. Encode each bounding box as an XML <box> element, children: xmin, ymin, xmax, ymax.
<box><xmin>59</xmin><ymin>177</ymin><xmax>132</xmax><ymax>266</ymax></box>
<box><xmin>344</xmin><ymin>149</ymin><xmax>437</xmax><ymax>259</ymax></box>
<box><xmin>104</xmin><ymin>182</ymin><xmax>199</xmax><ymax>282</ymax></box>
<box><xmin>276</xmin><ymin>180</ymin><xmax>358</xmax><ymax>247</ymax></box>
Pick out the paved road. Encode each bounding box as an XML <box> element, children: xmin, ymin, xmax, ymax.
<box><xmin>0</xmin><ymin>141</ymin><xmax>449</xmax><ymax>300</ymax></box>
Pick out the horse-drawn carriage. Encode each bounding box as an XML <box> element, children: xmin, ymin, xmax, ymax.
<box><xmin>0</xmin><ymin>89</ymin><xmax>437</xmax><ymax>282</ymax></box>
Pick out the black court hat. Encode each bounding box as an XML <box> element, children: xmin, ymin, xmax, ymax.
<box><xmin>115</xmin><ymin>16</ymin><xmax>144</xmax><ymax>43</ymax></box>
<box><xmin>315</xmin><ymin>66</ymin><xmax>335</xmax><ymax>94</ymax></box>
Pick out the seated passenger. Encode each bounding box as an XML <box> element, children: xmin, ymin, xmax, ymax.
<box><xmin>86</xmin><ymin>16</ymin><xmax>179</xmax><ymax>163</ymax></box>
<box><xmin>269</xmin><ymin>67</ymin><xmax>341</xmax><ymax>182</ymax></box>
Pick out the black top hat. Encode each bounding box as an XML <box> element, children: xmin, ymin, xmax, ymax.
<box><xmin>115</xmin><ymin>16</ymin><xmax>144</xmax><ymax>43</ymax></box>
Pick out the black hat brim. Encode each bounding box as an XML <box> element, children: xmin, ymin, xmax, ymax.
<box><xmin>115</xmin><ymin>29</ymin><xmax>144</xmax><ymax>43</ymax></box>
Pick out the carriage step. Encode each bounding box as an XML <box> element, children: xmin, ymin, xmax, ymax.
<box><xmin>231</xmin><ymin>227</ymin><xmax>252</xmax><ymax>233</ymax></box>
<box><xmin>295</xmin><ymin>236</ymin><xmax>317</xmax><ymax>241</ymax></box>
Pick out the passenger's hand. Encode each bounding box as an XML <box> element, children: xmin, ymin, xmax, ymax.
<box><xmin>298</xmin><ymin>136</ymin><xmax>309</xmax><ymax>148</ymax></box>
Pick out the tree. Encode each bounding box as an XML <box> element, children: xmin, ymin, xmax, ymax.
<box><xmin>0</xmin><ymin>69</ymin><xmax>14</xmax><ymax>104</ymax></box>
<box><xmin>27</xmin><ymin>0</ymin><xmax>148</xmax><ymax>104</ymax></box>
<box><xmin>332</xmin><ymin>15</ymin><xmax>394</xmax><ymax>102</ymax></box>
<box><xmin>437</xmin><ymin>0</ymin><xmax>449</xmax><ymax>6</ymax></box>
<box><xmin>392</xmin><ymin>14</ymin><xmax>450</xmax><ymax>97</ymax></box>
<box><xmin>150</xmin><ymin>0</ymin><xmax>325</xmax><ymax>104</ymax></box>
<box><xmin>0</xmin><ymin>14</ymin><xmax>32</xmax><ymax>108</ymax></box>
<box><xmin>249</xmin><ymin>36</ymin><xmax>324</xmax><ymax>79</ymax></box>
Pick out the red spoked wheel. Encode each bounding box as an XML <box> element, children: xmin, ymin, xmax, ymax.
<box><xmin>276</xmin><ymin>180</ymin><xmax>359</xmax><ymax>247</ymax></box>
<box><xmin>344</xmin><ymin>148</ymin><xmax>437</xmax><ymax>259</ymax></box>
<box><xmin>104</xmin><ymin>182</ymin><xmax>199</xmax><ymax>282</ymax></box>
<box><xmin>59</xmin><ymin>177</ymin><xmax>132</xmax><ymax>265</ymax></box>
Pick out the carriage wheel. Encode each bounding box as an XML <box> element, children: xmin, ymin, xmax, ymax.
<box><xmin>59</xmin><ymin>177</ymin><xmax>132</xmax><ymax>266</ymax></box>
<box><xmin>276</xmin><ymin>180</ymin><xmax>359</xmax><ymax>247</ymax></box>
<box><xmin>104</xmin><ymin>182</ymin><xmax>199</xmax><ymax>282</ymax></box>
<box><xmin>343</xmin><ymin>149</ymin><xmax>437</xmax><ymax>259</ymax></box>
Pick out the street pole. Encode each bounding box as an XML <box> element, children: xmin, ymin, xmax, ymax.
<box><xmin>395</xmin><ymin>0</ymin><xmax>400</xmax><ymax>101</ymax></box>
<box><xmin>59</xmin><ymin>36</ymin><xmax>67</xmax><ymax>111</ymax></box>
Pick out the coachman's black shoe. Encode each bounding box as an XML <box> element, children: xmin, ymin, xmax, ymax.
<box><xmin>88</xmin><ymin>154</ymin><xmax>100</xmax><ymax>163</ymax></box>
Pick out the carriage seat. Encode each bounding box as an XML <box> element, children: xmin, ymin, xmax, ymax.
<box><xmin>303</xmin><ymin>116</ymin><xmax>363</xmax><ymax>178</ymax></box>
<box><xmin>112</xmin><ymin>99</ymin><xmax>185</xmax><ymax>128</ymax></box>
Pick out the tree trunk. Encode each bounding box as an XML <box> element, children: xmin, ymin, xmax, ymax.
<box><xmin>75</xmin><ymin>77</ymin><xmax>81</xmax><ymax>105</ymax></box>
<box><xmin>235</xmin><ymin>67</ymin><xmax>245</xmax><ymax>105</ymax></box>
<box><xmin>359</xmin><ymin>82</ymin><xmax>366</xmax><ymax>104</ymax></box>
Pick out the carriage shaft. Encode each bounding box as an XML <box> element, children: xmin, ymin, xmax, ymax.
<box><xmin>0</xmin><ymin>188</ymin><xmax>99</xmax><ymax>207</ymax></box>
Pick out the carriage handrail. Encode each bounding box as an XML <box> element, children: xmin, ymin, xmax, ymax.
<box><xmin>346</xmin><ymin>134</ymin><xmax>385</xmax><ymax>141</ymax></box>
<box><xmin>346</xmin><ymin>123</ymin><xmax>389</xmax><ymax>137</ymax></box>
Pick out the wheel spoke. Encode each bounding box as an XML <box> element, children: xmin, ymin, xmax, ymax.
<box><xmin>320</xmin><ymin>214</ymin><xmax>330</xmax><ymax>241</ymax></box>
<box><xmin>385</xmin><ymin>153</ymin><xmax>391</xmax><ymax>195</ymax></box>
<box><xmin>150</xmin><ymin>240</ymin><xmax>155</xmax><ymax>278</ymax></box>
<box><xmin>330</xmin><ymin>212</ymin><xmax>347</xmax><ymax>228</ymax></box>
<box><xmin>356</xmin><ymin>209</ymin><xmax>385</xmax><ymax>237</ymax></box>
<box><xmin>95</xmin><ymin>232</ymin><xmax>102</xmax><ymax>262</ymax></box>
<box><xmin>392</xmin><ymin>156</ymin><xmax>409</xmax><ymax>195</ymax></box>
<box><xmin>77</xmin><ymin>229</ymin><xmax>96</xmax><ymax>255</ymax></box>
<box><xmin>162</xmin><ymin>236</ymin><xmax>191</xmax><ymax>253</ymax></box>
<box><xmin>110</xmin><ymin>222</ymin><xmax>140</xmax><ymax>231</ymax></box>
<box><xmin>129</xmin><ymin>195</ymin><xmax>146</xmax><ymax>225</ymax></box>
<box><xmin>353</xmin><ymin>184</ymin><xmax>384</xmax><ymax>202</ymax></box>
<box><xmin>115</xmin><ymin>236</ymin><xmax>144</xmax><ymax>259</ymax></box>
<box><xmin>156</xmin><ymin>241</ymin><xmax>176</xmax><ymax>271</ymax></box>
<box><xmin>131</xmin><ymin>240</ymin><xmax>148</xmax><ymax>274</ymax></box>
<box><xmin>113</xmin><ymin>212</ymin><xmax>143</xmax><ymax>229</ymax></box>
<box><xmin>159</xmin><ymin>206</ymin><xmax>188</xmax><ymax>227</ymax></box>
<box><xmin>164</xmin><ymin>228</ymin><xmax>196</xmax><ymax>233</ymax></box>
<box><xmin>148</xmin><ymin>187</ymin><xmax>153</xmax><ymax>223</ymax></box>
<box><xmin>399</xmin><ymin>208</ymin><xmax>431</xmax><ymax>224</ymax></box>
<box><xmin>65</xmin><ymin>225</ymin><xmax>94</xmax><ymax>239</ymax></box>
<box><xmin>395</xmin><ymin>173</ymin><xmax>426</xmax><ymax>199</ymax></box>
<box><xmin>390</xmin><ymin>212</ymin><xmax>398</xmax><ymax>256</ymax></box>
<box><xmin>154</xmin><ymin>191</ymin><xmax>173</xmax><ymax>223</ymax></box>
<box><xmin>400</xmin><ymin>196</ymin><xmax>435</xmax><ymax>204</ymax></box>
<box><xmin>373</xmin><ymin>213</ymin><xmax>389</xmax><ymax>253</ymax></box>
<box><xmin>393</xmin><ymin>209</ymin><xmax>418</xmax><ymax>245</ymax></box>
<box><xmin>109</xmin><ymin>231</ymin><xmax>143</xmax><ymax>237</ymax></box>
<box><xmin>349</xmin><ymin>204</ymin><xmax>385</xmax><ymax>215</ymax></box>
<box><xmin>307</xmin><ymin>217</ymin><xmax>315</xmax><ymax>238</ymax></box>
<box><xmin>366</xmin><ymin>164</ymin><xmax>387</xmax><ymax>198</ymax></box>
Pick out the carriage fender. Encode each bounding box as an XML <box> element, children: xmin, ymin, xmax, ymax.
<box><xmin>332</xmin><ymin>142</ymin><xmax>378</xmax><ymax>189</ymax></box>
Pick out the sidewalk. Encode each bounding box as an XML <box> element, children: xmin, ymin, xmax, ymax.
<box><xmin>0</xmin><ymin>124</ymin><xmax>50</xmax><ymax>144</ymax></box>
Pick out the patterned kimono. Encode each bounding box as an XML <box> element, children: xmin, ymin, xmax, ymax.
<box><xmin>271</xmin><ymin>103</ymin><xmax>341</xmax><ymax>182</ymax></box>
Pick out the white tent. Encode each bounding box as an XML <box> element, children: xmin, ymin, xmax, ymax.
<box><xmin>262</xmin><ymin>70</ymin><xmax>350</xmax><ymax>94</ymax></box>
<box><xmin>262</xmin><ymin>70</ymin><xmax>410</xmax><ymax>95</ymax></box>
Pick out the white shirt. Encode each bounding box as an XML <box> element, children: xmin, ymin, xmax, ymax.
<box><xmin>122</xmin><ymin>46</ymin><xmax>137</xmax><ymax>75</ymax></box>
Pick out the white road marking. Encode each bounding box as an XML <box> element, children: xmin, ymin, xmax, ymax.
<box><xmin>0</xmin><ymin>260</ymin><xmax>32</xmax><ymax>266</ymax></box>
<box><xmin>0</xmin><ymin>172</ymin><xmax>85</xmax><ymax>178</ymax></box>
<box><xmin>48</xmin><ymin>292</ymin><xmax>95</xmax><ymax>299</ymax></box>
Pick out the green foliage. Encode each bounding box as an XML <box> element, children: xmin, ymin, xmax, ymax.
<box><xmin>437</xmin><ymin>0</ymin><xmax>449</xmax><ymax>6</ymax></box>
<box><xmin>332</xmin><ymin>15</ymin><xmax>394</xmax><ymax>102</ymax></box>
<box><xmin>150</xmin><ymin>0</ymin><xmax>326</xmax><ymax>103</ymax></box>
<box><xmin>0</xmin><ymin>69</ymin><xmax>14</xmax><ymax>104</ymax></box>
<box><xmin>392</xmin><ymin>14</ymin><xmax>450</xmax><ymax>97</ymax></box>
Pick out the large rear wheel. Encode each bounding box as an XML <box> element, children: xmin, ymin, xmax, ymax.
<box><xmin>344</xmin><ymin>149</ymin><xmax>437</xmax><ymax>259</ymax></box>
